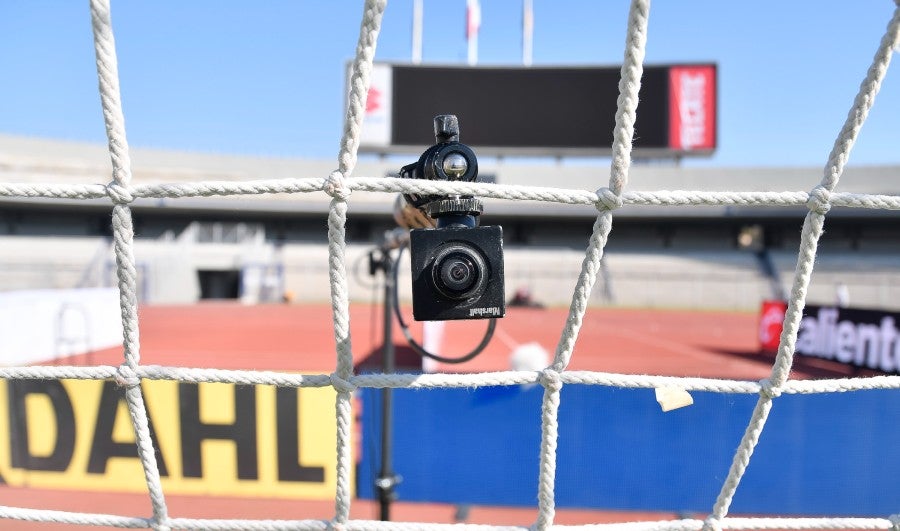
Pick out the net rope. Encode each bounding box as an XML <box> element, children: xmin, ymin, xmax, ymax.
<box><xmin>1</xmin><ymin>0</ymin><xmax>899</xmax><ymax>529</ymax></box>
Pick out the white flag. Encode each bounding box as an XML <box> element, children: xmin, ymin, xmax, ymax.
<box><xmin>466</xmin><ymin>0</ymin><xmax>481</xmax><ymax>39</ymax></box>
<box><xmin>466</xmin><ymin>0</ymin><xmax>481</xmax><ymax>65</ymax></box>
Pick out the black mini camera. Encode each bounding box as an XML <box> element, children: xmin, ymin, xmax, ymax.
<box><xmin>399</xmin><ymin>115</ymin><xmax>505</xmax><ymax>322</ymax></box>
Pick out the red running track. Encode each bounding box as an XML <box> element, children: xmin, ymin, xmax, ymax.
<box><xmin>50</xmin><ymin>303</ymin><xmax>846</xmax><ymax>378</ymax></box>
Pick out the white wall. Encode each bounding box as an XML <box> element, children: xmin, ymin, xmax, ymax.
<box><xmin>0</xmin><ymin>288</ymin><xmax>123</xmax><ymax>366</ymax></box>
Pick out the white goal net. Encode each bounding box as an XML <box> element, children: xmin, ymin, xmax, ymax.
<box><xmin>2</xmin><ymin>0</ymin><xmax>900</xmax><ymax>530</ymax></box>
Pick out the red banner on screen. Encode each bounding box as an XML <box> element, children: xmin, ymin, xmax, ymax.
<box><xmin>668</xmin><ymin>65</ymin><xmax>716</xmax><ymax>151</ymax></box>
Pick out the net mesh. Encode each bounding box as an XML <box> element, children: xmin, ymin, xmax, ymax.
<box><xmin>2</xmin><ymin>0</ymin><xmax>900</xmax><ymax>529</ymax></box>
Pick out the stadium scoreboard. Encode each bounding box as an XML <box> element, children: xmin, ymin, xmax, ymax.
<box><xmin>354</xmin><ymin>62</ymin><xmax>716</xmax><ymax>158</ymax></box>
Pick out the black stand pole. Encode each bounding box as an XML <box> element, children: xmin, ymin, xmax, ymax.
<box><xmin>374</xmin><ymin>249</ymin><xmax>397</xmax><ymax>521</ymax></box>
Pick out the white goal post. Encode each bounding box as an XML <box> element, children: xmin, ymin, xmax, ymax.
<box><xmin>1</xmin><ymin>1</ymin><xmax>900</xmax><ymax>530</ymax></box>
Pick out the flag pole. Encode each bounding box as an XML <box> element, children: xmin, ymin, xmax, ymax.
<box><xmin>412</xmin><ymin>0</ymin><xmax>423</xmax><ymax>64</ymax></box>
<box><xmin>522</xmin><ymin>0</ymin><xmax>533</xmax><ymax>66</ymax></box>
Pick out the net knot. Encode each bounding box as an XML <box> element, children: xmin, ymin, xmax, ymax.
<box><xmin>106</xmin><ymin>182</ymin><xmax>134</xmax><ymax>204</ymax></box>
<box><xmin>702</xmin><ymin>517</ymin><xmax>722</xmax><ymax>531</ymax></box>
<box><xmin>595</xmin><ymin>187</ymin><xmax>623</xmax><ymax>211</ymax></box>
<box><xmin>539</xmin><ymin>368</ymin><xmax>562</xmax><ymax>390</ymax></box>
<box><xmin>325</xmin><ymin>171</ymin><xmax>352</xmax><ymax>201</ymax></box>
<box><xmin>806</xmin><ymin>185</ymin><xmax>832</xmax><ymax>215</ymax></box>
<box><xmin>330</xmin><ymin>372</ymin><xmax>357</xmax><ymax>394</ymax></box>
<box><xmin>115</xmin><ymin>364</ymin><xmax>141</xmax><ymax>389</ymax></box>
<box><xmin>758</xmin><ymin>378</ymin><xmax>783</xmax><ymax>399</ymax></box>
<box><xmin>888</xmin><ymin>514</ymin><xmax>900</xmax><ymax>531</ymax></box>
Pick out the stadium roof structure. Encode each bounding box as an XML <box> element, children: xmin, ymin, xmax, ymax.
<box><xmin>2</xmin><ymin>133</ymin><xmax>898</xmax><ymax>220</ymax></box>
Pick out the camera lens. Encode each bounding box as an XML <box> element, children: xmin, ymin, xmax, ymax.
<box><xmin>431</xmin><ymin>243</ymin><xmax>488</xmax><ymax>300</ymax></box>
<box><xmin>440</xmin><ymin>255</ymin><xmax>476</xmax><ymax>291</ymax></box>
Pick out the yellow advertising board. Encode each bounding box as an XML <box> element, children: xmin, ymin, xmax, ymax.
<box><xmin>0</xmin><ymin>378</ymin><xmax>347</xmax><ymax>499</ymax></box>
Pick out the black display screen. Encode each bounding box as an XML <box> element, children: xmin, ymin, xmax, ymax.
<box><xmin>391</xmin><ymin>65</ymin><xmax>671</xmax><ymax>151</ymax></box>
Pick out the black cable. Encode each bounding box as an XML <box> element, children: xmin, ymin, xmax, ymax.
<box><xmin>390</xmin><ymin>244</ymin><xmax>495</xmax><ymax>364</ymax></box>
<box><xmin>352</xmin><ymin>250</ymin><xmax>379</xmax><ymax>290</ymax></box>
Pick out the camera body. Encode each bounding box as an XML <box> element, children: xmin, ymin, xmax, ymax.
<box><xmin>400</xmin><ymin>115</ymin><xmax>505</xmax><ymax>322</ymax></box>
<box><xmin>410</xmin><ymin>225</ymin><xmax>505</xmax><ymax>321</ymax></box>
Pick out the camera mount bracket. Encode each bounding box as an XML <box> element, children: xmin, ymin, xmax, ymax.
<box><xmin>425</xmin><ymin>197</ymin><xmax>484</xmax><ymax>222</ymax></box>
<box><xmin>399</xmin><ymin>115</ymin><xmax>481</xmax><ymax>222</ymax></box>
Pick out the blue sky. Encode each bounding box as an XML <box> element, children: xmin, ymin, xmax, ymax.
<box><xmin>0</xmin><ymin>1</ymin><xmax>897</xmax><ymax>167</ymax></box>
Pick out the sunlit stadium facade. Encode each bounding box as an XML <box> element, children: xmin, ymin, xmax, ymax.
<box><xmin>3</xmin><ymin>133</ymin><xmax>899</xmax><ymax>311</ymax></box>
